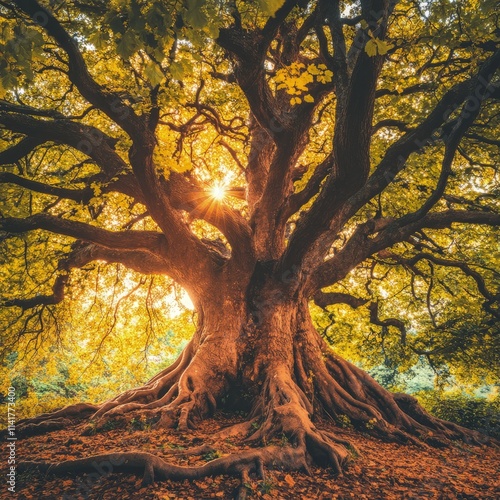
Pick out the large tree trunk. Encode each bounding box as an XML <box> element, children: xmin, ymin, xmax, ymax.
<box><xmin>16</xmin><ymin>270</ymin><xmax>488</xmax><ymax>486</ymax></box>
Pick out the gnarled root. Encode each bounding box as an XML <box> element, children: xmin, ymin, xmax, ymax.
<box><xmin>291</xmin><ymin>316</ymin><xmax>490</xmax><ymax>448</ymax></box>
<box><xmin>16</xmin><ymin>354</ymin><xmax>495</xmax><ymax>491</ymax></box>
<box><xmin>14</xmin><ymin>337</ymin><xmax>238</xmax><ymax>441</ymax></box>
<box><xmin>17</xmin><ymin>367</ymin><xmax>356</xmax><ymax>489</ymax></box>
<box><xmin>320</xmin><ymin>353</ymin><xmax>489</xmax><ymax>447</ymax></box>
<box><xmin>6</xmin><ymin>403</ymin><xmax>98</xmax><ymax>438</ymax></box>
<box><xmin>19</xmin><ymin>445</ymin><xmax>308</xmax><ymax>488</ymax></box>
<box><xmin>13</xmin><ymin>342</ymin><xmax>195</xmax><ymax>437</ymax></box>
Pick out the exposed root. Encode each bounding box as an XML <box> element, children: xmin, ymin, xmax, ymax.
<box><xmin>227</xmin><ymin>365</ymin><xmax>354</xmax><ymax>475</ymax></box>
<box><xmin>321</xmin><ymin>353</ymin><xmax>490</xmax><ymax>447</ymax></box>
<box><xmin>19</xmin><ymin>445</ymin><xmax>309</xmax><ymax>487</ymax></box>
<box><xmin>12</xmin><ymin>314</ymin><xmax>494</xmax><ymax>493</ymax></box>
<box><xmin>9</xmin><ymin>404</ymin><xmax>97</xmax><ymax>438</ymax></box>
<box><xmin>16</xmin><ymin>363</ymin><xmax>360</xmax><ymax>489</ymax></box>
<box><xmin>14</xmin><ymin>341</ymin><xmax>225</xmax><ymax>437</ymax></box>
<box><xmin>92</xmin><ymin>340</ymin><xmax>195</xmax><ymax>420</ymax></box>
<box><xmin>290</xmin><ymin>313</ymin><xmax>491</xmax><ymax>449</ymax></box>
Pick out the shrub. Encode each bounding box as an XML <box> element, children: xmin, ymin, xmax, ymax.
<box><xmin>416</xmin><ymin>391</ymin><xmax>500</xmax><ymax>440</ymax></box>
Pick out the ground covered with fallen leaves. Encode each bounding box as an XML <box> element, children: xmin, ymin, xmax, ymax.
<box><xmin>2</xmin><ymin>413</ymin><xmax>499</xmax><ymax>499</ymax></box>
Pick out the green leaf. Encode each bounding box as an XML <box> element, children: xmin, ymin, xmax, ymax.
<box><xmin>144</xmin><ymin>61</ymin><xmax>164</xmax><ymax>86</ymax></box>
<box><xmin>108</xmin><ymin>12</ymin><xmax>126</xmax><ymax>35</ymax></box>
<box><xmin>116</xmin><ymin>31</ymin><xmax>140</xmax><ymax>59</ymax></box>
<box><xmin>169</xmin><ymin>61</ymin><xmax>184</xmax><ymax>80</ymax></box>
<box><xmin>1</xmin><ymin>71</ymin><xmax>17</xmax><ymax>90</ymax></box>
<box><xmin>184</xmin><ymin>0</ymin><xmax>208</xmax><ymax>29</ymax></box>
<box><xmin>257</xmin><ymin>0</ymin><xmax>285</xmax><ymax>17</ymax></box>
<box><xmin>89</xmin><ymin>31</ymin><xmax>109</xmax><ymax>51</ymax></box>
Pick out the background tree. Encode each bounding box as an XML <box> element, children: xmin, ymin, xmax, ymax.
<box><xmin>0</xmin><ymin>0</ymin><xmax>499</xmax><ymax>485</ymax></box>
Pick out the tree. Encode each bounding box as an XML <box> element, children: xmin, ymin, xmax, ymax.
<box><xmin>1</xmin><ymin>0</ymin><xmax>499</xmax><ymax>486</ymax></box>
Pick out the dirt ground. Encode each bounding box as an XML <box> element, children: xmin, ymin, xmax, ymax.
<box><xmin>1</xmin><ymin>413</ymin><xmax>499</xmax><ymax>499</ymax></box>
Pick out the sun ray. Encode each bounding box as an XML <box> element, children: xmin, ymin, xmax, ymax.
<box><xmin>210</xmin><ymin>183</ymin><xmax>226</xmax><ymax>201</ymax></box>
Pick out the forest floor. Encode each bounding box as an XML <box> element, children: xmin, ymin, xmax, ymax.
<box><xmin>1</xmin><ymin>412</ymin><xmax>499</xmax><ymax>500</ymax></box>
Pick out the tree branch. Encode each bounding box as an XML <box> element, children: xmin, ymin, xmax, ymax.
<box><xmin>0</xmin><ymin>137</ymin><xmax>43</xmax><ymax>164</ymax></box>
<box><xmin>319</xmin><ymin>0</ymin><xmax>348</xmax><ymax>89</ymax></box>
<box><xmin>2</xmin><ymin>241</ymin><xmax>170</xmax><ymax>311</ymax></box>
<box><xmin>166</xmin><ymin>172</ymin><xmax>252</xmax><ymax>258</ymax></box>
<box><xmin>283</xmin><ymin>154</ymin><xmax>332</xmax><ymax>219</ymax></box>
<box><xmin>379</xmin><ymin>251</ymin><xmax>498</xmax><ymax>305</ymax></box>
<box><xmin>2</xmin><ymin>274</ymin><xmax>68</xmax><ymax>310</ymax></box>
<box><xmin>0</xmin><ymin>213</ymin><xmax>165</xmax><ymax>252</ymax></box>
<box><xmin>310</xmin><ymin>210</ymin><xmax>500</xmax><ymax>292</ymax></box>
<box><xmin>0</xmin><ymin>109</ymin><xmax>250</xmax><ymax>268</ymax></box>
<box><xmin>314</xmin><ymin>291</ymin><xmax>367</xmax><ymax>309</ymax></box>
<box><xmin>0</xmin><ymin>110</ymin><xmax>127</xmax><ymax>179</ymax></box>
<box><xmin>280</xmin><ymin>1</ymin><xmax>397</xmax><ymax>270</ymax></box>
<box><xmin>369</xmin><ymin>302</ymin><xmax>407</xmax><ymax>345</ymax></box>
<box><xmin>372</xmin><ymin>119</ymin><xmax>411</xmax><ymax>134</ymax></box>
<box><xmin>283</xmin><ymin>48</ymin><xmax>500</xmax><ymax>274</ymax></box>
<box><xmin>0</xmin><ymin>172</ymin><xmax>92</xmax><ymax>203</ymax></box>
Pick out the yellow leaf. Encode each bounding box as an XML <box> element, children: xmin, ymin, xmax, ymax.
<box><xmin>304</xmin><ymin>94</ymin><xmax>314</xmax><ymax>103</ymax></box>
<box><xmin>374</xmin><ymin>38</ymin><xmax>394</xmax><ymax>55</ymax></box>
<box><xmin>365</xmin><ymin>39</ymin><xmax>378</xmax><ymax>57</ymax></box>
<box><xmin>307</xmin><ymin>64</ymin><xmax>320</xmax><ymax>75</ymax></box>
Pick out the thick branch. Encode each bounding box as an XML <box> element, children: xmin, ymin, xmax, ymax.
<box><xmin>391</xmin><ymin>69</ymin><xmax>489</xmax><ymax>229</ymax></box>
<box><xmin>0</xmin><ymin>213</ymin><xmax>165</xmax><ymax>252</ymax></box>
<box><xmin>0</xmin><ymin>99</ymin><xmax>66</xmax><ymax>119</ymax></box>
<box><xmin>0</xmin><ymin>111</ymin><xmax>127</xmax><ymax>179</ymax></box>
<box><xmin>3</xmin><ymin>274</ymin><xmax>68</xmax><ymax>310</ymax></box>
<box><xmin>372</xmin><ymin>119</ymin><xmax>411</xmax><ymax>134</ymax></box>
<box><xmin>166</xmin><ymin>172</ymin><xmax>252</xmax><ymax>258</ymax></box>
<box><xmin>314</xmin><ymin>291</ymin><xmax>367</xmax><ymax>309</ymax></box>
<box><xmin>217</xmin><ymin>27</ymin><xmax>281</xmax><ymax>132</ymax></box>
<box><xmin>0</xmin><ymin>172</ymin><xmax>92</xmax><ymax>203</ymax></box>
<box><xmin>355</xmin><ymin>50</ymin><xmax>500</xmax><ymax>217</ymax></box>
<box><xmin>283</xmin><ymin>154</ymin><xmax>332</xmax><ymax>219</ymax></box>
<box><xmin>0</xmin><ymin>137</ymin><xmax>43</xmax><ymax>164</ymax></box>
<box><xmin>284</xmin><ymin>49</ymin><xmax>500</xmax><ymax>273</ymax></box>
<box><xmin>0</xmin><ymin>111</ymin><xmax>247</xmax><ymax>271</ymax></box>
<box><xmin>311</xmin><ymin>210</ymin><xmax>500</xmax><ymax>292</ymax></box>
<box><xmin>2</xmin><ymin>242</ymin><xmax>170</xmax><ymax>310</ymax></box>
